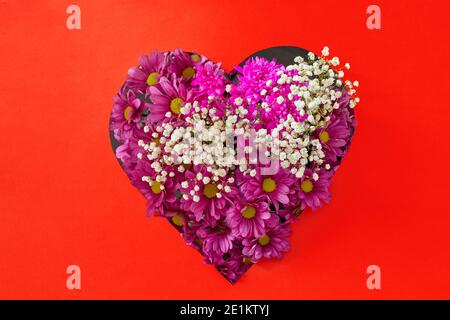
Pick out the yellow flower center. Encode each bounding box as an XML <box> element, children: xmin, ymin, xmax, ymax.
<box><xmin>146</xmin><ymin>72</ymin><xmax>160</xmax><ymax>86</ymax></box>
<box><xmin>182</xmin><ymin>67</ymin><xmax>195</xmax><ymax>80</ymax></box>
<box><xmin>203</xmin><ymin>183</ymin><xmax>218</xmax><ymax>199</ymax></box>
<box><xmin>171</xmin><ymin>213</ymin><xmax>184</xmax><ymax>227</ymax></box>
<box><xmin>191</xmin><ymin>54</ymin><xmax>201</xmax><ymax>62</ymax></box>
<box><xmin>151</xmin><ymin>181</ymin><xmax>162</xmax><ymax>194</ymax></box>
<box><xmin>153</xmin><ymin>138</ymin><xmax>161</xmax><ymax>147</ymax></box>
<box><xmin>258</xmin><ymin>234</ymin><xmax>270</xmax><ymax>246</ymax></box>
<box><xmin>262</xmin><ymin>177</ymin><xmax>277</xmax><ymax>193</ymax></box>
<box><xmin>301</xmin><ymin>179</ymin><xmax>314</xmax><ymax>193</ymax></box>
<box><xmin>170</xmin><ymin>97</ymin><xmax>183</xmax><ymax>114</ymax></box>
<box><xmin>123</xmin><ymin>106</ymin><xmax>133</xmax><ymax>121</ymax></box>
<box><xmin>242</xmin><ymin>206</ymin><xmax>256</xmax><ymax>219</ymax></box>
<box><xmin>319</xmin><ymin>130</ymin><xmax>330</xmax><ymax>143</ymax></box>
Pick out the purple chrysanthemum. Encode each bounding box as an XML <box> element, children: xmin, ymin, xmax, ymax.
<box><xmin>198</xmin><ymin>220</ymin><xmax>235</xmax><ymax>255</ymax></box>
<box><xmin>127</xmin><ymin>51</ymin><xmax>168</xmax><ymax>90</ymax></box>
<box><xmin>167</xmin><ymin>49</ymin><xmax>203</xmax><ymax>81</ymax></box>
<box><xmin>111</xmin><ymin>88</ymin><xmax>146</xmax><ymax>133</ymax></box>
<box><xmin>191</xmin><ymin>61</ymin><xmax>227</xmax><ymax>97</ymax></box>
<box><xmin>209</xmin><ymin>247</ymin><xmax>252</xmax><ymax>284</ymax></box>
<box><xmin>242</xmin><ymin>223</ymin><xmax>290</xmax><ymax>262</ymax></box>
<box><xmin>132</xmin><ymin>164</ymin><xmax>178</xmax><ymax>215</ymax></box>
<box><xmin>146</xmin><ymin>76</ymin><xmax>191</xmax><ymax>123</ymax></box>
<box><xmin>237</xmin><ymin>166</ymin><xmax>295</xmax><ymax>209</ymax></box>
<box><xmin>232</xmin><ymin>57</ymin><xmax>282</xmax><ymax>104</ymax></box>
<box><xmin>315</xmin><ymin>114</ymin><xmax>351</xmax><ymax>164</ymax></box>
<box><xmin>297</xmin><ymin>169</ymin><xmax>332</xmax><ymax>210</ymax></box>
<box><xmin>226</xmin><ymin>197</ymin><xmax>275</xmax><ymax>238</ymax></box>
<box><xmin>180</xmin><ymin>166</ymin><xmax>237</xmax><ymax>223</ymax></box>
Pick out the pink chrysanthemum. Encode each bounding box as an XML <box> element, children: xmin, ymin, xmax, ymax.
<box><xmin>297</xmin><ymin>169</ymin><xmax>332</xmax><ymax>210</ymax></box>
<box><xmin>132</xmin><ymin>164</ymin><xmax>178</xmax><ymax>215</ymax></box>
<box><xmin>114</xmin><ymin>128</ymin><xmax>148</xmax><ymax>172</ymax></box>
<box><xmin>180</xmin><ymin>166</ymin><xmax>237</xmax><ymax>223</ymax></box>
<box><xmin>167</xmin><ymin>49</ymin><xmax>203</xmax><ymax>81</ymax></box>
<box><xmin>198</xmin><ymin>220</ymin><xmax>235</xmax><ymax>255</ymax></box>
<box><xmin>226</xmin><ymin>197</ymin><xmax>275</xmax><ymax>238</ymax></box>
<box><xmin>232</xmin><ymin>57</ymin><xmax>282</xmax><ymax>104</ymax></box>
<box><xmin>208</xmin><ymin>247</ymin><xmax>252</xmax><ymax>284</ymax></box>
<box><xmin>242</xmin><ymin>223</ymin><xmax>290</xmax><ymax>262</ymax></box>
<box><xmin>237</xmin><ymin>166</ymin><xmax>295</xmax><ymax>209</ymax></box>
<box><xmin>111</xmin><ymin>88</ymin><xmax>146</xmax><ymax>133</ymax></box>
<box><xmin>127</xmin><ymin>51</ymin><xmax>168</xmax><ymax>90</ymax></box>
<box><xmin>315</xmin><ymin>114</ymin><xmax>351</xmax><ymax>164</ymax></box>
<box><xmin>146</xmin><ymin>76</ymin><xmax>191</xmax><ymax>123</ymax></box>
<box><xmin>180</xmin><ymin>214</ymin><xmax>204</xmax><ymax>248</ymax></box>
<box><xmin>192</xmin><ymin>61</ymin><xmax>227</xmax><ymax>97</ymax></box>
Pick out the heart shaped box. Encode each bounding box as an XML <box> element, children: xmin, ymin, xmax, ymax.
<box><xmin>109</xmin><ymin>46</ymin><xmax>358</xmax><ymax>283</ymax></box>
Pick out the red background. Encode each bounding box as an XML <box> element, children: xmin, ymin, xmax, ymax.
<box><xmin>0</xmin><ymin>0</ymin><xmax>449</xmax><ymax>299</ymax></box>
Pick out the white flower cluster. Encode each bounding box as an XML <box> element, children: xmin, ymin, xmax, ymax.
<box><xmin>138</xmin><ymin>101</ymin><xmax>251</xmax><ymax>184</ymax></box>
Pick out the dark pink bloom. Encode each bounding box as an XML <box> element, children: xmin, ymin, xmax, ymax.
<box><xmin>114</xmin><ymin>130</ymin><xmax>144</xmax><ymax>172</ymax></box>
<box><xmin>315</xmin><ymin>114</ymin><xmax>351</xmax><ymax>164</ymax></box>
<box><xmin>207</xmin><ymin>247</ymin><xmax>252</xmax><ymax>284</ymax></box>
<box><xmin>131</xmin><ymin>164</ymin><xmax>178</xmax><ymax>215</ymax></box>
<box><xmin>232</xmin><ymin>57</ymin><xmax>282</xmax><ymax>105</ymax></box>
<box><xmin>237</xmin><ymin>166</ymin><xmax>295</xmax><ymax>209</ymax></box>
<box><xmin>198</xmin><ymin>220</ymin><xmax>235</xmax><ymax>255</ymax></box>
<box><xmin>127</xmin><ymin>51</ymin><xmax>168</xmax><ymax>90</ymax></box>
<box><xmin>180</xmin><ymin>214</ymin><xmax>205</xmax><ymax>248</ymax></box>
<box><xmin>230</xmin><ymin>57</ymin><xmax>308</xmax><ymax>130</ymax></box>
<box><xmin>192</xmin><ymin>61</ymin><xmax>227</xmax><ymax>97</ymax></box>
<box><xmin>111</xmin><ymin>88</ymin><xmax>146</xmax><ymax>133</ymax></box>
<box><xmin>180</xmin><ymin>166</ymin><xmax>237</xmax><ymax>223</ymax></box>
<box><xmin>242</xmin><ymin>223</ymin><xmax>290</xmax><ymax>262</ymax></box>
<box><xmin>226</xmin><ymin>197</ymin><xmax>275</xmax><ymax>238</ymax></box>
<box><xmin>297</xmin><ymin>169</ymin><xmax>332</xmax><ymax>210</ymax></box>
<box><xmin>167</xmin><ymin>49</ymin><xmax>203</xmax><ymax>81</ymax></box>
<box><xmin>147</xmin><ymin>76</ymin><xmax>191</xmax><ymax>123</ymax></box>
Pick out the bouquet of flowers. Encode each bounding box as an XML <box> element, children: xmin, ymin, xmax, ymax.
<box><xmin>110</xmin><ymin>47</ymin><xmax>359</xmax><ymax>283</ymax></box>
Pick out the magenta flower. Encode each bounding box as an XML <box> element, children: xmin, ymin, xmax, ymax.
<box><xmin>226</xmin><ymin>198</ymin><xmax>275</xmax><ymax>238</ymax></box>
<box><xmin>181</xmin><ymin>166</ymin><xmax>237</xmax><ymax>223</ymax></box>
<box><xmin>132</xmin><ymin>164</ymin><xmax>178</xmax><ymax>215</ymax></box>
<box><xmin>276</xmin><ymin>206</ymin><xmax>303</xmax><ymax>224</ymax></box>
<box><xmin>127</xmin><ymin>51</ymin><xmax>168</xmax><ymax>90</ymax></box>
<box><xmin>147</xmin><ymin>76</ymin><xmax>191</xmax><ymax>123</ymax></box>
<box><xmin>297</xmin><ymin>169</ymin><xmax>332</xmax><ymax>210</ymax></box>
<box><xmin>180</xmin><ymin>215</ymin><xmax>204</xmax><ymax>248</ymax></box>
<box><xmin>163</xmin><ymin>204</ymin><xmax>198</xmax><ymax>235</ymax></box>
<box><xmin>336</xmin><ymin>90</ymin><xmax>357</xmax><ymax>128</ymax></box>
<box><xmin>198</xmin><ymin>220</ymin><xmax>235</xmax><ymax>255</ymax></box>
<box><xmin>111</xmin><ymin>88</ymin><xmax>145</xmax><ymax>133</ymax></box>
<box><xmin>208</xmin><ymin>247</ymin><xmax>252</xmax><ymax>284</ymax></box>
<box><xmin>242</xmin><ymin>223</ymin><xmax>290</xmax><ymax>262</ymax></box>
<box><xmin>232</xmin><ymin>57</ymin><xmax>282</xmax><ymax>104</ymax></box>
<box><xmin>147</xmin><ymin>177</ymin><xmax>178</xmax><ymax>215</ymax></box>
<box><xmin>315</xmin><ymin>115</ymin><xmax>351</xmax><ymax>164</ymax></box>
<box><xmin>167</xmin><ymin>49</ymin><xmax>202</xmax><ymax>81</ymax></box>
<box><xmin>237</xmin><ymin>166</ymin><xmax>295</xmax><ymax>209</ymax></box>
<box><xmin>192</xmin><ymin>61</ymin><xmax>227</xmax><ymax>97</ymax></box>
<box><xmin>115</xmin><ymin>130</ymin><xmax>143</xmax><ymax>171</ymax></box>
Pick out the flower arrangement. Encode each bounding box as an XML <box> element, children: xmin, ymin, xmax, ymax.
<box><xmin>110</xmin><ymin>47</ymin><xmax>359</xmax><ymax>283</ymax></box>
